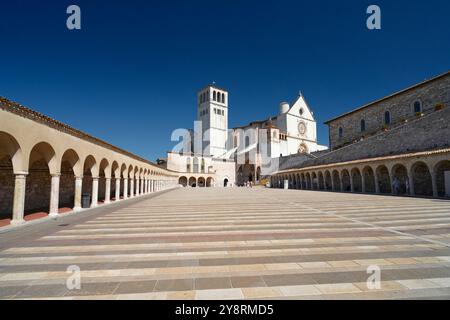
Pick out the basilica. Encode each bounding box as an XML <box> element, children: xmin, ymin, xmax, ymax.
<box><xmin>163</xmin><ymin>85</ymin><xmax>327</xmax><ymax>187</ymax></box>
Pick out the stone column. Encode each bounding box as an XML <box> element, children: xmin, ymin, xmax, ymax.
<box><xmin>11</xmin><ymin>173</ymin><xmax>27</xmax><ymax>225</ymax></box>
<box><xmin>115</xmin><ymin>178</ymin><xmax>120</xmax><ymax>201</ymax></box>
<box><xmin>104</xmin><ymin>177</ymin><xmax>111</xmax><ymax>204</ymax></box>
<box><xmin>431</xmin><ymin>174</ymin><xmax>438</xmax><ymax>198</ymax></box>
<box><xmin>350</xmin><ymin>176</ymin><xmax>354</xmax><ymax>193</ymax></box>
<box><xmin>140</xmin><ymin>178</ymin><xmax>144</xmax><ymax>195</ymax></box>
<box><xmin>361</xmin><ymin>174</ymin><xmax>366</xmax><ymax>193</ymax></box>
<box><xmin>49</xmin><ymin>174</ymin><xmax>61</xmax><ymax>217</ymax></box>
<box><xmin>136</xmin><ymin>178</ymin><xmax>140</xmax><ymax>196</ymax></box>
<box><xmin>331</xmin><ymin>177</ymin><xmax>335</xmax><ymax>192</ymax></box>
<box><xmin>339</xmin><ymin>179</ymin><xmax>344</xmax><ymax>192</ymax></box>
<box><xmin>73</xmin><ymin>176</ymin><xmax>82</xmax><ymax>211</ymax></box>
<box><xmin>407</xmin><ymin>170</ymin><xmax>415</xmax><ymax>196</ymax></box>
<box><xmin>91</xmin><ymin>177</ymin><xmax>99</xmax><ymax>207</ymax></box>
<box><xmin>374</xmin><ymin>174</ymin><xmax>380</xmax><ymax>194</ymax></box>
<box><xmin>123</xmin><ymin>178</ymin><xmax>128</xmax><ymax>199</ymax></box>
<box><xmin>130</xmin><ymin>178</ymin><xmax>134</xmax><ymax>198</ymax></box>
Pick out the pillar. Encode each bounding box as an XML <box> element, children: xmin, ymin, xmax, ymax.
<box><xmin>73</xmin><ymin>176</ymin><xmax>82</xmax><ymax>211</ymax></box>
<box><xmin>140</xmin><ymin>178</ymin><xmax>144</xmax><ymax>195</ymax></box>
<box><xmin>431</xmin><ymin>174</ymin><xmax>438</xmax><ymax>198</ymax></box>
<box><xmin>374</xmin><ymin>173</ymin><xmax>380</xmax><ymax>194</ymax></box>
<box><xmin>123</xmin><ymin>178</ymin><xmax>128</xmax><ymax>199</ymax></box>
<box><xmin>361</xmin><ymin>173</ymin><xmax>366</xmax><ymax>193</ymax></box>
<box><xmin>11</xmin><ymin>173</ymin><xmax>27</xmax><ymax>225</ymax></box>
<box><xmin>407</xmin><ymin>169</ymin><xmax>415</xmax><ymax>196</ymax></box>
<box><xmin>130</xmin><ymin>178</ymin><xmax>134</xmax><ymax>197</ymax></box>
<box><xmin>49</xmin><ymin>174</ymin><xmax>61</xmax><ymax>217</ymax></box>
<box><xmin>115</xmin><ymin>177</ymin><xmax>120</xmax><ymax>201</ymax></box>
<box><xmin>91</xmin><ymin>177</ymin><xmax>99</xmax><ymax>207</ymax></box>
<box><xmin>104</xmin><ymin>177</ymin><xmax>111</xmax><ymax>204</ymax></box>
<box><xmin>350</xmin><ymin>175</ymin><xmax>354</xmax><ymax>193</ymax></box>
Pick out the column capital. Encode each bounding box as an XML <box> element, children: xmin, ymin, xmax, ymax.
<box><xmin>51</xmin><ymin>173</ymin><xmax>61</xmax><ymax>178</ymax></box>
<box><xmin>14</xmin><ymin>172</ymin><xmax>28</xmax><ymax>177</ymax></box>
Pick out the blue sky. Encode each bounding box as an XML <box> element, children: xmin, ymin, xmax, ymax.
<box><xmin>1</xmin><ymin>0</ymin><xmax>449</xmax><ymax>160</ymax></box>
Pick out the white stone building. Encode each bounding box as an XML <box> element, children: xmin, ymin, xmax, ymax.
<box><xmin>165</xmin><ymin>85</ymin><xmax>327</xmax><ymax>187</ymax></box>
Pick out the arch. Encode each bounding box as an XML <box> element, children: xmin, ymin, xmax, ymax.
<box><xmin>0</xmin><ymin>132</ymin><xmax>23</xmax><ymax>224</ymax></box>
<box><xmin>411</xmin><ymin>161</ymin><xmax>433</xmax><ymax>196</ymax></box>
<box><xmin>332</xmin><ymin>170</ymin><xmax>340</xmax><ymax>191</ymax></box>
<box><xmin>206</xmin><ymin>177</ymin><xmax>213</xmax><ymax>187</ymax></box>
<box><xmin>305</xmin><ymin>172</ymin><xmax>312</xmax><ymax>189</ymax></box>
<box><xmin>434</xmin><ymin>160</ymin><xmax>450</xmax><ymax>197</ymax></box>
<box><xmin>198</xmin><ymin>177</ymin><xmax>206</xmax><ymax>187</ymax></box>
<box><xmin>324</xmin><ymin>171</ymin><xmax>332</xmax><ymax>191</ymax></box>
<box><xmin>25</xmin><ymin>142</ymin><xmax>57</xmax><ymax>216</ymax></box>
<box><xmin>341</xmin><ymin>169</ymin><xmax>351</xmax><ymax>192</ymax></box>
<box><xmin>296</xmin><ymin>173</ymin><xmax>301</xmax><ymax>189</ymax></box>
<box><xmin>224</xmin><ymin>178</ymin><xmax>229</xmax><ymax>187</ymax></box>
<box><xmin>311</xmin><ymin>172</ymin><xmax>318</xmax><ymax>190</ymax></box>
<box><xmin>59</xmin><ymin>149</ymin><xmax>81</xmax><ymax>210</ymax></box>
<box><xmin>188</xmin><ymin>177</ymin><xmax>196</xmax><ymax>187</ymax></box>
<box><xmin>376</xmin><ymin>165</ymin><xmax>391</xmax><ymax>194</ymax></box>
<box><xmin>0</xmin><ymin>131</ymin><xmax>24</xmax><ymax>173</ymax></box>
<box><xmin>213</xmin><ymin>91</ymin><xmax>217</xmax><ymax>101</ymax></box>
<box><xmin>178</xmin><ymin>176</ymin><xmax>188</xmax><ymax>187</ymax></box>
<box><xmin>318</xmin><ymin>172</ymin><xmax>324</xmax><ymax>190</ymax></box>
<box><xmin>391</xmin><ymin>163</ymin><xmax>409</xmax><ymax>195</ymax></box>
<box><xmin>351</xmin><ymin>168</ymin><xmax>362</xmax><ymax>192</ymax></box>
<box><xmin>362</xmin><ymin>166</ymin><xmax>375</xmax><ymax>193</ymax></box>
<box><xmin>221</xmin><ymin>93</ymin><xmax>225</xmax><ymax>103</ymax></box>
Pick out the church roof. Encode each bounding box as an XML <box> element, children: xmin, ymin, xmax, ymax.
<box><xmin>324</xmin><ymin>70</ymin><xmax>450</xmax><ymax>125</ymax></box>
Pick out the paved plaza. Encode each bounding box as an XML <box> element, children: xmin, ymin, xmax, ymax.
<box><xmin>1</xmin><ymin>188</ymin><xmax>450</xmax><ymax>300</ymax></box>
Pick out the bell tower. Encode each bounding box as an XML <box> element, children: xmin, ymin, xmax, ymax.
<box><xmin>197</xmin><ymin>84</ymin><xmax>228</xmax><ymax>157</ymax></box>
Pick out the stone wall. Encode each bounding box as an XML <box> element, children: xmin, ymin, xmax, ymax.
<box><xmin>277</xmin><ymin>106</ymin><xmax>450</xmax><ymax>171</ymax></box>
<box><xmin>327</xmin><ymin>72</ymin><xmax>450</xmax><ymax>150</ymax></box>
<box><xmin>0</xmin><ymin>157</ymin><xmax>14</xmax><ymax>219</ymax></box>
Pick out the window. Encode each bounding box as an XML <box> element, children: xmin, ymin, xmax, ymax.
<box><xmin>245</xmin><ymin>136</ymin><xmax>250</xmax><ymax>147</ymax></box>
<box><xmin>384</xmin><ymin>111</ymin><xmax>391</xmax><ymax>125</ymax></box>
<box><xmin>221</xmin><ymin>110</ymin><xmax>224</xmax><ymax>115</ymax></box>
<box><xmin>213</xmin><ymin>91</ymin><xmax>216</xmax><ymax>101</ymax></box>
<box><xmin>338</xmin><ymin>127</ymin><xmax>343</xmax><ymax>139</ymax></box>
<box><xmin>414</xmin><ymin>101</ymin><xmax>422</xmax><ymax>114</ymax></box>
<box><xmin>186</xmin><ymin>157</ymin><xmax>191</xmax><ymax>172</ymax></box>
<box><xmin>222</xmin><ymin>93</ymin><xmax>225</xmax><ymax>103</ymax></box>
<box><xmin>201</xmin><ymin>158</ymin><xmax>205</xmax><ymax>173</ymax></box>
<box><xmin>360</xmin><ymin>119</ymin><xmax>366</xmax><ymax>132</ymax></box>
<box><xmin>299</xmin><ymin>108</ymin><xmax>304</xmax><ymax>116</ymax></box>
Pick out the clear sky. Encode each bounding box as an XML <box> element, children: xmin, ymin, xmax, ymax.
<box><xmin>1</xmin><ymin>0</ymin><xmax>449</xmax><ymax>161</ymax></box>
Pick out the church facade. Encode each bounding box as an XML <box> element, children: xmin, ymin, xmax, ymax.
<box><xmin>165</xmin><ymin>85</ymin><xmax>327</xmax><ymax>187</ymax></box>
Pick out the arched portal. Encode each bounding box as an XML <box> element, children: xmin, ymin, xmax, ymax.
<box><xmin>206</xmin><ymin>177</ymin><xmax>213</xmax><ymax>187</ymax></box>
<box><xmin>351</xmin><ymin>168</ymin><xmax>362</xmax><ymax>192</ymax></box>
<box><xmin>179</xmin><ymin>176</ymin><xmax>188</xmax><ymax>187</ymax></box>
<box><xmin>224</xmin><ymin>178</ymin><xmax>229</xmax><ymax>187</ymax></box>
<box><xmin>376</xmin><ymin>165</ymin><xmax>391</xmax><ymax>194</ymax></box>
<box><xmin>325</xmin><ymin>171</ymin><xmax>332</xmax><ymax>191</ymax></box>
<box><xmin>332</xmin><ymin>170</ymin><xmax>340</xmax><ymax>191</ymax></box>
<box><xmin>311</xmin><ymin>172</ymin><xmax>318</xmax><ymax>190</ymax></box>
<box><xmin>59</xmin><ymin>149</ymin><xmax>80</xmax><ymax>210</ymax></box>
<box><xmin>82</xmin><ymin>155</ymin><xmax>98</xmax><ymax>207</ymax></box>
<box><xmin>435</xmin><ymin>160</ymin><xmax>450</xmax><ymax>197</ymax></box>
<box><xmin>198</xmin><ymin>177</ymin><xmax>206</xmax><ymax>187</ymax></box>
<box><xmin>318</xmin><ymin>172</ymin><xmax>324</xmax><ymax>190</ymax></box>
<box><xmin>188</xmin><ymin>177</ymin><xmax>196</xmax><ymax>187</ymax></box>
<box><xmin>305</xmin><ymin>173</ymin><xmax>312</xmax><ymax>189</ymax></box>
<box><xmin>25</xmin><ymin>142</ymin><xmax>56</xmax><ymax>217</ymax></box>
<box><xmin>411</xmin><ymin>162</ymin><xmax>432</xmax><ymax>196</ymax></box>
<box><xmin>0</xmin><ymin>132</ymin><xmax>22</xmax><ymax>224</ymax></box>
<box><xmin>392</xmin><ymin>164</ymin><xmax>409</xmax><ymax>195</ymax></box>
<box><xmin>341</xmin><ymin>170</ymin><xmax>351</xmax><ymax>192</ymax></box>
<box><xmin>362</xmin><ymin>166</ymin><xmax>375</xmax><ymax>193</ymax></box>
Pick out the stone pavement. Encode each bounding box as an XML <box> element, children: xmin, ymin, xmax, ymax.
<box><xmin>1</xmin><ymin>187</ymin><xmax>450</xmax><ymax>300</ymax></box>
